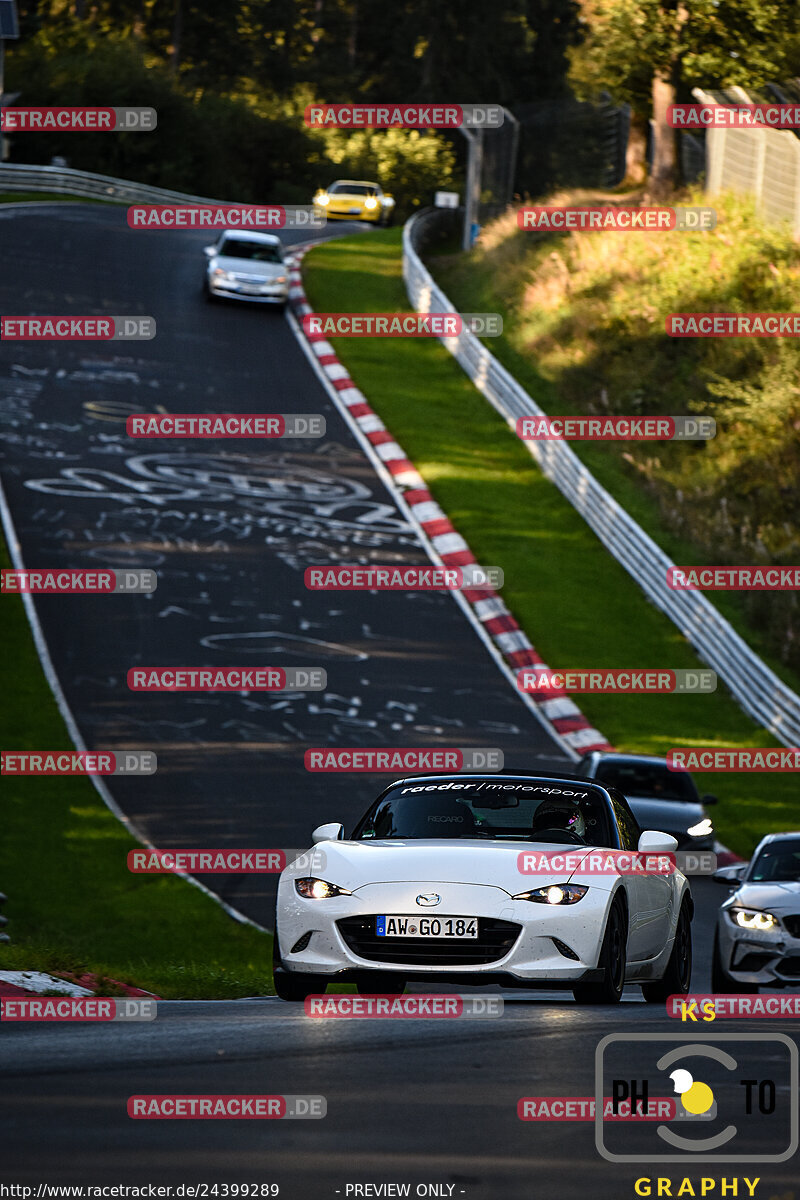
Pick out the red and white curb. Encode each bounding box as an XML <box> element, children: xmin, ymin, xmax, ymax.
<box><xmin>285</xmin><ymin>247</ymin><xmax>612</xmax><ymax>757</ymax></box>
<box><xmin>0</xmin><ymin>970</ymin><xmax>158</xmax><ymax>999</ymax></box>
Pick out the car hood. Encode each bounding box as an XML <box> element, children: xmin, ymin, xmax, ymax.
<box><xmin>287</xmin><ymin>839</ymin><xmax>608</xmax><ymax>894</ymax></box>
<box><xmin>626</xmin><ymin>796</ymin><xmax>705</xmax><ymax>833</ymax></box>
<box><xmin>210</xmin><ymin>253</ymin><xmax>284</xmax><ymax>277</ymax></box>
<box><xmin>733</xmin><ymin>881</ymin><xmax>800</xmax><ymax>910</ymax></box>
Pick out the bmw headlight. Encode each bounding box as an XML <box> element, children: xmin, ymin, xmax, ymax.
<box><xmin>687</xmin><ymin>818</ymin><xmax>713</xmax><ymax>838</ymax></box>
<box><xmin>295</xmin><ymin>877</ymin><xmax>351</xmax><ymax>900</ymax></box>
<box><xmin>316</xmin><ymin>193</ymin><xmax>330</xmax><ymax>206</ymax></box>
<box><xmin>731</xmin><ymin>908</ymin><xmax>778</xmax><ymax>931</ymax></box>
<box><xmin>364</xmin><ymin>196</ymin><xmax>378</xmax><ymax>209</ymax></box>
<box><xmin>513</xmin><ymin>884</ymin><xmax>588</xmax><ymax>905</ymax></box>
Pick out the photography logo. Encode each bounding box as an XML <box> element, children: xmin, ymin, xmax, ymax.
<box><xmin>595</xmin><ymin>1033</ymin><xmax>798</xmax><ymax>1162</ymax></box>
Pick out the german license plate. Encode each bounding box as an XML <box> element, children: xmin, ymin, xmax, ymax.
<box><xmin>376</xmin><ymin>915</ymin><xmax>478</xmax><ymax>938</ymax></box>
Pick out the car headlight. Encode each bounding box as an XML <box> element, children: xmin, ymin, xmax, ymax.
<box><xmin>295</xmin><ymin>877</ymin><xmax>351</xmax><ymax>900</ymax></box>
<box><xmin>513</xmin><ymin>884</ymin><xmax>588</xmax><ymax>905</ymax></box>
<box><xmin>212</xmin><ymin>268</ymin><xmax>233</xmax><ymax>280</ymax></box>
<box><xmin>364</xmin><ymin>197</ymin><xmax>378</xmax><ymax>209</ymax></box>
<box><xmin>687</xmin><ymin>818</ymin><xmax>713</xmax><ymax>838</ymax></box>
<box><xmin>274</xmin><ymin>275</ymin><xmax>287</xmax><ymax>284</ymax></box>
<box><xmin>383</xmin><ymin>197</ymin><xmax>395</xmax><ymax>207</ymax></box>
<box><xmin>731</xmin><ymin>908</ymin><xmax>778</xmax><ymax>931</ymax></box>
<box><xmin>316</xmin><ymin>194</ymin><xmax>330</xmax><ymax>206</ymax></box>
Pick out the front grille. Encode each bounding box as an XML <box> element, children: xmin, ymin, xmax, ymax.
<box><xmin>777</xmin><ymin>956</ymin><xmax>800</xmax><ymax>977</ymax></box>
<box><xmin>336</xmin><ymin>915</ymin><xmax>521</xmax><ymax>966</ymax></box>
<box><xmin>781</xmin><ymin>915</ymin><xmax>800</xmax><ymax>938</ymax></box>
<box><xmin>735</xmin><ymin>952</ymin><xmax>775</xmax><ymax>971</ymax></box>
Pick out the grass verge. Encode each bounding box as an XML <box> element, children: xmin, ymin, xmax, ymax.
<box><xmin>302</xmin><ymin>228</ymin><xmax>797</xmax><ymax>856</ymax></box>
<box><xmin>0</xmin><ymin>538</ymin><xmax>273</xmax><ymax>998</ymax></box>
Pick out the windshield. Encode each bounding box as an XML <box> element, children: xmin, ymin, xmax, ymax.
<box><xmin>329</xmin><ymin>183</ymin><xmax>377</xmax><ymax>196</ymax></box>
<box><xmin>217</xmin><ymin>238</ymin><xmax>283</xmax><ymax>262</ymax></box>
<box><xmin>748</xmin><ymin>839</ymin><xmax>800</xmax><ymax>882</ymax></box>
<box><xmin>593</xmin><ymin>760</ymin><xmax>698</xmax><ymax>803</ymax></box>
<box><xmin>352</xmin><ymin>779</ymin><xmax>615</xmax><ymax>846</ymax></box>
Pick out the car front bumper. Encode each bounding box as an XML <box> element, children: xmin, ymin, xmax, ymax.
<box><xmin>717</xmin><ymin>916</ymin><xmax>800</xmax><ymax>985</ymax></box>
<box><xmin>207</xmin><ymin>277</ymin><xmax>288</xmax><ymax>304</ymax></box>
<box><xmin>276</xmin><ymin>879</ymin><xmax>616</xmax><ymax>983</ymax></box>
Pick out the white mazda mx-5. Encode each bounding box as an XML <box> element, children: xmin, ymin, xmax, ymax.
<box><xmin>273</xmin><ymin>773</ymin><xmax>693</xmax><ymax>1003</ymax></box>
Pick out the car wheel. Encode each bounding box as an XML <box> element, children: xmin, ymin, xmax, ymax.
<box><xmin>573</xmin><ymin>895</ymin><xmax>627</xmax><ymax>1005</ymax></box>
<box><xmin>641</xmin><ymin>899</ymin><xmax>692</xmax><ymax>1002</ymax></box>
<box><xmin>271</xmin><ymin>929</ymin><xmax>329</xmax><ymax>1002</ymax></box>
<box><xmin>355</xmin><ymin>976</ymin><xmax>405</xmax><ymax>995</ymax></box>
<box><xmin>710</xmin><ymin>927</ymin><xmax>758</xmax><ymax>994</ymax></box>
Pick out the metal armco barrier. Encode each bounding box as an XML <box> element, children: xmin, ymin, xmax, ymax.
<box><xmin>403</xmin><ymin>209</ymin><xmax>800</xmax><ymax>746</ymax></box>
<box><xmin>0</xmin><ymin>161</ymin><xmax>232</xmax><ymax>205</ymax></box>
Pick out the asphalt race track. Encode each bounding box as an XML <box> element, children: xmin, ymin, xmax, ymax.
<box><xmin>2</xmin><ymin>206</ymin><xmax>797</xmax><ymax>1199</ymax></box>
<box><xmin>0</xmin><ymin>205</ymin><xmax>569</xmax><ymax>924</ymax></box>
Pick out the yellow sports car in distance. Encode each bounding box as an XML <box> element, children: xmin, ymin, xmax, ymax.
<box><xmin>313</xmin><ymin>180</ymin><xmax>395</xmax><ymax>224</ymax></box>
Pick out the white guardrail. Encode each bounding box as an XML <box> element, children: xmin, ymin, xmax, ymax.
<box><xmin>403</xmin><ymin>208</ymin><xmax>800</xmax><ymax>747</ymax></box>
<box><xmin>0</xmin><ymin>161</ymin><xmax>226</xmax><ymax>204</ymax></box>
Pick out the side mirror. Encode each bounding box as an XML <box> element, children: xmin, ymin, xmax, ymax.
<box><xmin>712</xmin><ymin>863</ymin><xmax>747</xmax><ymax>885</ymax></box>
<box><xmin>312</xmin><ymin>822</ymin><xmax>344</xmax><ymax>844</ymax></box>
<box><xmin>638</xmin><ymin>830</ymin><xmax>679</xmax><ymax>855</ymax></box>
<box><xmin>702</xmin><ymin>794</ymin><xmax>718</xmax><ymax>806</ymax></box>
<box><xmin>203</xmin><ymin>245</ymin><xmax>216</xmax><ymax>257</ymax></box>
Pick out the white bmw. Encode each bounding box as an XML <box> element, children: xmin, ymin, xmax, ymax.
<box><xmin>273</xmin><ymin>773</ymin><xmax>693</xmax><ymax>1003</ymax></box>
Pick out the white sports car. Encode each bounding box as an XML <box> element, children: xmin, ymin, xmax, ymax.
<box><xmin>273</xmin><ymin>773</ymin><xmax>693</xmax><ymax>1003</ymax></box>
